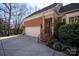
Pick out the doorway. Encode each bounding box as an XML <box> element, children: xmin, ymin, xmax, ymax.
<box><xmin>40</xmin><ymin>18</ymin><xmax>52</xmax><ymax>43</ymax></box>
<box><xmin>44</xmin><ymin>18</ymin><xmax>52</xmax><ymax>36</ymax></box>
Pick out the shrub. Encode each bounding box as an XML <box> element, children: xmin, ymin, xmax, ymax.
<box><xmin>54</xmin><ymin>22</ymin><xmax>65</xmax><ymax>39</ymax></box>
<box><xmin>58</xmin><ymin>23</ymin><xmax>79</xmax><ymax>47</ymax></box>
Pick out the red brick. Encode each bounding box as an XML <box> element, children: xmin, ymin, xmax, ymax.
<box><xmin>24</xmin><ymin>17</ymin><xmax>43</xmax><ymax>27</ymax></box>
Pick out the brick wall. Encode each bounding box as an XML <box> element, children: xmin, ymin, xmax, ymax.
<box><xmin>24</xmin><ymin>17</ymin><xmax>43</xmax><ymax>27</ymax></box>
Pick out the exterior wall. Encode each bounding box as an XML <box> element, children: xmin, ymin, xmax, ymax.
<box><xmin>62</xmin><ymin>11</ymin><xmax>79</xmax><ymax>24</ymax></box>
<box><xmin>24</xmin><ymin>7</ymin><xmax>59</xmax><ymax>37</ymax></box>
<box><xmin>24</xmin><ymin>17</ymin><xmax>43</xmax><ymax>37</ymax></box>
<box><xmin>25</xmin><ymin>27</ymin><xmax>40</xmax><ymax>37</ymax></box>
<box><xmin>24</xmin><ymin>17</ymin><xmax>43</xmax><ymax>27</ymax></box>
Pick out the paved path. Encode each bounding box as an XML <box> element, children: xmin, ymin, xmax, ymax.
<box><xmin>0</xmin><ymin>35</ymin><xmax>66</xmax><ymax>56</ymax></box>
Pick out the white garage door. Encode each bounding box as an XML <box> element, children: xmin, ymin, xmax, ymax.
<box><xmin>25</xmin><ymin>26</ymin><xmax>40</xmax><ymax>37</ymax></box>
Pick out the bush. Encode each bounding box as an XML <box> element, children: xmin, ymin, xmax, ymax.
<box><xmin>54</xmin><ymin>22</ymin><xmax>65</xmax><ymax>39</ymax></box>
<box><xmin>58</xmin><ymin>23</ymin><xmax>79</xmax><ymax>47</ymax></box>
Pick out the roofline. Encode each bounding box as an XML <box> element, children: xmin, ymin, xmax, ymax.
<box><xmin>60</xmin><ymin>8</ymin><xmax>79</xmax><ymax>16</ymax></box>
<box><xmin>24</xmin><ymin>3</ymin><xmax>58</xmax><ymax>19</ymax></box>
<box><xmin>23</xmin><ymin>8</ymin><xmax>55</xmax><ymax>22</ymax></box>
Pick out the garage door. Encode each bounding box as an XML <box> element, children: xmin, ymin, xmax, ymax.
<box><xmin>25</xmin><ymin>26</ymin><xmax>40</xmax><ymax>37</ymax></box>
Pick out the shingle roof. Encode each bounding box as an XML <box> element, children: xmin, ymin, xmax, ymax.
<box><xmin>59</xmin><ymin>3</ymin><xmax>79</xmax><ymax>13</ymax></box>
<box><xmin>25</xmin><ymin>3</ymin><xmax>58</xmax><ymax>18</ymax></box>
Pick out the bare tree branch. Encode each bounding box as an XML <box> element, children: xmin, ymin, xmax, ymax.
<box><xmin>3</xmin><ymin>3</ymin><xmax>10</xmax><ymax>10</ymax></box>
<box><xmin>0</xmin><ymin>8</ymin><xmax>8</xmax><ymax>13</ymax></box>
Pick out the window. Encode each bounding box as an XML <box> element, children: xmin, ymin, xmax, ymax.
<box><xmin>69</xmin><ymin>17</ymin><xmax>74</xmax><ymax>24</ymax></box>
<box><xmin>74</xmin><ymin>16</ymin><xmax>79</xmax><ymax>22</ymax></box>
<box><xmin>69</xmin><ymin>16</ymin><xmax>79</xmax><ymax>24</ymax></box>
<box><xmin>62</xmin><ymin>18</ymin><xmax>66</xmax><ymax>24</ymax></box>
<box><xmin>75</xmin><ymin>16</ymin><xmax>78</xmax><ymax>22</ymax></box>
<box><xmin>78</xmin><ymin>16</ymin><xmax>79</xmax><ymax>22</ymax></box>
<box><xmin>40</xmin><ymin>24</ymin><xmax>42</xmax><ymax>28</ymax></box>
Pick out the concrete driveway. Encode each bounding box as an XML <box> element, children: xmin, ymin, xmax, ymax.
<box><xmin>0</xmin><ymin>35</ymin><xmax>66</xmax><ymax>56</ymax></box>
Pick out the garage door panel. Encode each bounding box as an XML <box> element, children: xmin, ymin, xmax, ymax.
<box><xmin>25</xmin><ymin>27</ymin><xmax>40</xmax><ymax>37</ymax></box>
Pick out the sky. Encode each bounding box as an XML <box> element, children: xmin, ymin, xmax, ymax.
<box><xmin>0</xmin><ymin>0</ymin><xmax>78</xmax><ymax>3</ymax></box>
<box><xmin>32</xmin><ymin>3</ymin><xmax>70</xmax><ymax>9</ymax></box>
<box><xmin>0</xmin><ymin>0</ymin><xmax>71</xmax><ymax>9</ymax></box>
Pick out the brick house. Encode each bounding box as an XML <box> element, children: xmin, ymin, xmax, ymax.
<box><xmin>23</xmin><ymin>3</ymin><xmax>79</xmax><ymax>42</ymax></box>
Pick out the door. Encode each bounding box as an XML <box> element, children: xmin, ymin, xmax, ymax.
<box><xmin>43</xmin><ymin>18</ymin><xmax>52</xmax><ymax>42</ymax></box>
<box><xmin>45</xmin><ymin>18</ymin><xmax>52</xmax><ymax>35</ymax></box>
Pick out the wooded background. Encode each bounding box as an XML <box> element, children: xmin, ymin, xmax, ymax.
<box><xmin>0</xmin><ymin>3</ymin><xmax>39</xmax><ymax>36</ymax></box>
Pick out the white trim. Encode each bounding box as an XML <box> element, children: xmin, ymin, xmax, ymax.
<box><xmin>42</xmin><ymin>16</ymin><xmax>45</xmax><ymax>31</ymax></box>
<box><xmin>52</xmin><ymin>16</ymin><xmax>54</xmax><ymax>35</ymax></box>
<box><xmin>62</xmin><ymin>11</ymin><xmax>79</xmax><ymax>24</ymax></box>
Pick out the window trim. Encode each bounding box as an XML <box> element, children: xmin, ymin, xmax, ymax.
<box><xmin>69</xmin><ymin>16</ymin><xmax>79</xmax><ymax>24</ymax></box>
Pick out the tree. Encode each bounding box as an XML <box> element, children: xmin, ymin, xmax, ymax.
<box><xmin>12</xmin><ymin>4</ymin><xmax>28</xmax><ymax>34</ymax></box>
<box><xmin>3</xmin><ymin>3</ymin><xmax>12</xmax><ymax>35</ymax></box>
<box><xmin>0</xmin><ymin>18</ymin><xmax>3</xmax><ymax>36</ymax></box>
<box><xmin>12</xmin><ymin>4</ymin><xmax>39</xmax><ymax>34</ymax></box>
<box><xmin>33</xmin><ymin>5</ymin><xmax>40</xmax><ymax>12</ymax></box>
<box><xmin>0</xmin><ymin>3</ymin><xmax>40</xmax><ymax>36</ymax></box>
<box><xmin>0</xmin><ymin>18</ymin><xmax>9</xmax><ymax>36</ymax></box>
